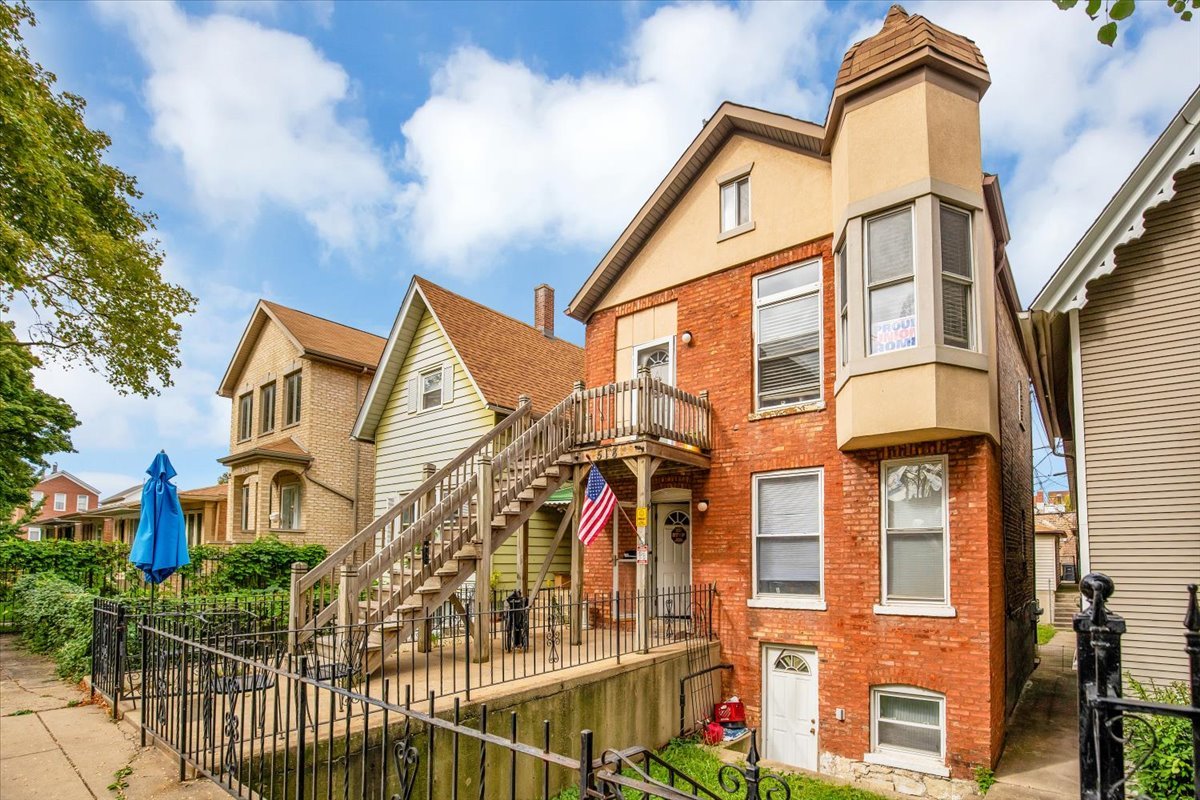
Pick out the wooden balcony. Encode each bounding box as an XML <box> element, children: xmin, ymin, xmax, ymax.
<box><xmin>565</xmin><ymin>371</ymin><xmax>712</xmax><ymax>470</ymax></box>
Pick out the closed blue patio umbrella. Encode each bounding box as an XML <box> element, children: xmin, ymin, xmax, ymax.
<box><xmin>129</xmin><ymin>452</ymin><xmax>189</xmax><ymax>610</ymax></box>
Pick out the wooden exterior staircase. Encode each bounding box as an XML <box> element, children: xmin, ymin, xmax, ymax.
<box><xmin>289</xmin><ymin>373</ymin><xmax>713</xmax><ymax>674</ymax></box>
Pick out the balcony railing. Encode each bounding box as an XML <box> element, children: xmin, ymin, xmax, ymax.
<box><xmin>572</xmin><ymin>372</ymin><xmax>711</xmax><ymax>451</ymax></box>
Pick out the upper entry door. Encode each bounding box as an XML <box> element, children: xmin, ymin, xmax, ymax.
<box><xmin>632</xmin><ymin>337</ymin><xmax>675</xmax><ymax>435</ymax></box>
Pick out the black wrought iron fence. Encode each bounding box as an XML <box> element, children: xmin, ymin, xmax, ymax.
<box><xmin>1075</xmin><ymin>573</ymin><xmax>1199</xmax><ymax>800</ymax></box>
<box><xmin>135</xmin><ymin>610</ymin><xmax>776</xmax><ymax>800</ymax></box>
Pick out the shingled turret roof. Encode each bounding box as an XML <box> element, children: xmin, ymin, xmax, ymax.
<box><xmin>836</xmin><ymin>4</ymin><xmax>987</xmax><ymax>88</ymax></box>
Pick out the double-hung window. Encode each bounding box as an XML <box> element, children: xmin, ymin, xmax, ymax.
<box><xmin>420</xmin><ymin>367</ymin><xmax>443</xmax><ymax>410</ymax></box>
<box><xmin>284</xmin><ymin>371</ymin><xmax>302</xmax><ymax>426</ymax></box>
<box><xmin>866</xmin><ymin>207</ymin><xmax>916</xmax><ymax>355</ymax></box>
<box><xmin>753</xmin><ymin>469</ymin><xmax>823</xmax><ymax>600</ymax></box>
<box><xmin>754</xmin><ymin>260</ymin><xmax>821</xmax><ymax>409</ymax></box>
<box><xmin>31</xmin><ymin>490</ymin><xmax>43</xmax><ymax>506</ymax></box>
<box><xmin>76</xmin><ymin>495</ymin><xmax>88</xmax><ymax>512</ymax></box>
<box><xmin>939</xmin><ymin>205</ymin><xmax>973</xmax><ymax>349</ymax></box>
<box><xmin>237</xmin><ymin>393</ymin><xmax>253</xmax><ymax>441</ymax></box>
<box><xmin>836</xmin><ymin>243</ymin><xmax>848</xmax><ymax>366</ymax></box>
<box><xmin>720</xmin><ymin>176</ymin><xmax>750</xmax><ymax>233</ymax></box>
<box><xmin>53</xmin><ymin>493</ymin><xmax>66</xmax><ymax>511</ymax></box>
<box><xmin>881</xmin><ymin>457</ymin><xmax>949</xmax><ymax>607</ymax></box>
<box><xmin>260</xmin><ymin>382</ymin><xmax>276</xmax><ymax>434</ymax></box>
<box><xmin>870</xmin><ymin>687</ymin><xmax>946</xmax><ymax>771</ymax></box>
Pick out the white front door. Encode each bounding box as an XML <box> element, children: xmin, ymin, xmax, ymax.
<box><xmin>632</xmin><ymin>337</ymin><xmax>675</xmax><ymax>435</ymax></box>
<box><xmin>763</xmin><ymin>647</ymin><xmax>818</xmax><ymax>770</ymax></box>
<box><xmin>655</xmin><ymin>503</ymin><xmax>691</xmax><ymax>592</ymax></box>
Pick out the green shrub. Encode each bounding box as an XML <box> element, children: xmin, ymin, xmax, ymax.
<box><xmin>0</xmin><ymin>539</ymin><xmax>134</xmax><ymax>591</ymax></box>
<box><xmin>13</xmin><ymin>573</ymin><xmax>95</xmax><ymax>680</ymax></box>
<box><xmin>191</xmin><ymin>536</ymin><xmax>325</xmax><ymax>593</ymax></box>
<box><xmin>1127</xmin><ymin>676</ymin><xmax>1195</xmax><ymax>800</ymax></box>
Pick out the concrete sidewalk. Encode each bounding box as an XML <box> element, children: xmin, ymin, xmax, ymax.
<box><xmin>0</xmin><ymin>635</ymin><xmax>226</xmax><ymax>800</ymax></box>
<box><xmin>988</xmin><ymin>634</ymin><xmax>1080</xmax><ymax>799</ymax></box>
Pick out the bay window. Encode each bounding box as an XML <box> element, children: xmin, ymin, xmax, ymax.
<box><xmin>753</xmin><ymin>469</ymin><xmax>823</xmax><ymax>600</ymax></box>
<box><xmin>836</xmin><ymin>243</ymin><xmax>848</xmax><ymax>366</ymax></box>
<box><xmin>754</xmin><ymin>260</ymin><xmax>821</xmax><ymax>409</ymax></box>
<box><xmin>881</xmin><ymin>457</ymin><xmax>949</xmax><ymax>608</ymax></box>
<box><xmin>866</xmin><ymin>207</ymin><xmax>916</xmax><ymax>355</ymax></box>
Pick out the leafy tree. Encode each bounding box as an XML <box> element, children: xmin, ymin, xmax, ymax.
<box><xmin>0</xmin><ymin>1</ymin><xmax>195</xmax><ymax>397</ymax></box>
<box><xmin>1053</xmin><ymin>0</ymin><xmax>1197</xmax><ymax>46</ymax></box>
<box><xmin>0</xmin><ymin>320</ymin><xmax>77</xmax><ymax>528</ymax></box>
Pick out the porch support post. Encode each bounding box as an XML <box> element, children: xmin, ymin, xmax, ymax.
<box><xmin>473</xmin><ymin>459</ymin><xmax>493</xmax><ymax>663</ymax></box>
<box><xmin>416</xmin><ymin>462</ymin><xmax>436</xmax><ymax>654</ymax></box>
<box><xmin>570</xmin><ymin>465</ymin><xmax>585</xmax><ymax>646</ymax></box>
<box><xmin>517</xmin><ymin>521</ymin><xmax>529</xmax><ymax>597</ymax></box>
<box><xmin>635</xmin><ymin>454</ymin><xmax>653</xmax><ymax>653</ymax></box>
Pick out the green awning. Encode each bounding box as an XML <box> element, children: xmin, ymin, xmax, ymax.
<box><xmin>545</xmin><ymin>485</ymin><xmax>573</xmax><ymax>506</ymax></box>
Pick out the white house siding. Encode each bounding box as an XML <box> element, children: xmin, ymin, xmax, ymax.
<box><xmin>1078</xmin><ymin>164</ymin><xmax>1200</xmax><ymax>684</ymax></box>
<box><xmin>373</xmin><ymin>308</ymin><xmax>494</xmax><ymax>515</ymax></box>
<box><xmin>371</xmin><ymin>306</ymin><xmax>572</xmax><ymax>589</ymax></box>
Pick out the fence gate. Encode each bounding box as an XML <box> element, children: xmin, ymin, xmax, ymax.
<box><xmin>1075</xmin><ymin>573</ymin><xmax>1199</xmax><ymax>799</ymax></box>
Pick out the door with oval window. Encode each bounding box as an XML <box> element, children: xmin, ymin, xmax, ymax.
<box><xmin>763</xmin><ymin>646</ymin><xmax>818</xmax><ymax>770</ymax></box>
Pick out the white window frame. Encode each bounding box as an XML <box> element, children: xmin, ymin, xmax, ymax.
<box><xmin>865</xmin><ymin>205</ymin><xmax>918</xmax><ymax>356</ymax></box>
<box><xmin>237</xmin><ymin>392</ymin><xmax>253</xmax><ymax>441</ymax></box>
<box><xmin>938</xmin><ymin>203</ymin><xmax>975</xmax><ymax>350</ymax></box>
<box><xmin>53</xmin><ymin>492</ymin><xmax>66</xmax><ymax>511</ymax></box>
<box><xmin>748</xmin><ymin>468</ymin><xmax>826</xmax><ymax>611</ymax></box>
<box><xmin>876</xmin><ymin>455</ymin><xmax>954</xmax><ymax>617</ymax></box>
<box><xmin>752</xmin><ymin>259</ymin><xmax>823</xmax><ymax>411</ymax></box>
<box><xmin>419</xmin><ymin>366</ymin><xmax>444</xmax><ymax>411</ymax></box>
<box><xmin>27</xmin><ymin>526</ymin><xmax>41</xmax><ymax>542</ymax></box>
<box><xmin>866</xmin><ymin>686</ymin><xmax>949</xmax><ymax>777</ymax></box>
<box><xmin>31</xmin><ymin>490</ymin><xmax>44</xmax><ymax>505</ymax></box>
<box><xmin>240</xmin><ymin>484</ymin><xmax>252</xmax><ymax>531</ymax></box>
<box><xmin>836</xmin><ymin>242</ymin><xmax>848</xmax><ymax>367</ymax></box>
<box><xmin>185</xmin><ymin>512</ymin><xmax>202</xmax><ymax>547</ymax></box>
<box><xmin>279</xmin><ymin>483</ymin><xmax>301</xmax><ymax>530</ymax></box>
<box><xmin>76</xmin><ymin>495</ymin><xmax>88</xmax><ymax>511</ymax></box>
<box><xmin>719</xmin><ymin>175</ymin><xmax>752</xmax><ymax>236</ymax></box>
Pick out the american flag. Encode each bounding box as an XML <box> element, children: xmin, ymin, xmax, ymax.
<box><xmin>578</xmin><ymin>466</ymin><xmax>616</xmax><ymax>546</ymax></box>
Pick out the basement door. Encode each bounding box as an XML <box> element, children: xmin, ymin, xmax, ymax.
<box><xmin>762</xmin><ymin>646</ymin><xmax>818</xmax><ymax>770</ymax></box>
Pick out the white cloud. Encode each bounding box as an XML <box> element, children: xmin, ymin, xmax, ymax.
<box><xmin>398</xmin><ymin>1</ymin><xmax>831</xmax><ymax>272</ymax></box>
<box><xmin>77</xmin><ymin>471</ymin><xmax>143</xmax><ymax>499</ymax></box>
<box><xmin>97</xmin><ymin>1</ymin><xmax>391</xmax><ymax>250</ymax></box>
<box><xmin>912</xmin><ymin>1</ymin><xmax>1200</xmax><ymax>299</ymax></box>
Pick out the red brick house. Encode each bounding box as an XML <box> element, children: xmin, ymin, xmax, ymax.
<box><xmin>15</xmin><ymin>469</ymin><xmax>102</xmax><ymax>540</ymax></box>
<box><xmin>563</xmin><ymin>5</ymin><xmax>1036</xmax><ymax>793</ymax></box>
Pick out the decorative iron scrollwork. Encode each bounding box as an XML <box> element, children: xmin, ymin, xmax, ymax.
<box><xmin>389</xmin><ymin>734</ymin><xmax>419</xmax><ymax>800</ymax></box>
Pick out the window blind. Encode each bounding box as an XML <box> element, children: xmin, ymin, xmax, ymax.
<box><xmin>756</xmin><ymin>472</ymin><xmax>821</xmax><ymax>596</ymax></box>
<box><xmin>939</xmin><ymin>207</ymin><xmax>971</xmax><ymax>278</ymax></box>
<box><xmin>867</xmin><ymin>209</ymin><xmax>913</xmax><ymax>283</ymax></box>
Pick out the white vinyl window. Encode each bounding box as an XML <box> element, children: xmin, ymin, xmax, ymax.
<box><xmin>420</xmin><ymin>367</ymin><xmax>443</xmax><ymax>410</ymax></box>
<box><xmin>836</xmin><ymin>243</ymin><xmax>848</xmax><ymax>366</ymax></box>
<box><xmin>185</xmin><ymin>512</ymin><xmax>202</xmax><ymax>547</ymax></box>
<box><xmin>754</xmin><ymin>260</ymin><xmax>822</xmax><ymax>409</ymax></box>
<box><xmin>76</xmin><ymin>495</ymin><xmax>88</xmax><ymax>512</ymax></box>
<box><xmin>31</xmin><ymin>490</ymin><xmax>44</xmax><ymax>505</ymax></box>
<box><xmin>27</xmin><ymin>527</ymin><xmax>41</xmax><ymax>542</ymax></box>
<box><xmin>753</xmin><ymin>469</ymin><xmax>823</xmax><ymax>599</ymax></box>
<box><xmin>260</xmin><ymin>381</ymin><xmax>277</xmax><ymax>434</ymax></box>
<box><xmin>237</xmin><ymin>392</ymin><xmax>253</xmax><ymax>441</ymax></box>
<box><xmin>240</xmin><ymin>484</ymin><xmax>252</xmax><ymax>530</ymax></box>
<box><xmin>882</xmin><ymin>457</ymin><xmax>949</xmax><ymax>606</ymax></box>
<box><xmin>53</xmin><ymin>492</ymin><xmax>66</xmax><ymax>511</ymax></box>
<box><xmin>939</xmin><ymin>204</ymin><xmax>973</xmax><ymax>349</ymax></box>
<box><xmin>867</xmin><ymin>207</ymin><xmax>916</xmax><ymax>355</ymax></box>
<box><xmin>871</xmin><ymin>687</ymin><xmax>945</xmax><ymax>765</ymax></box>
<box><xmin>280</xmin><ymin>484</ymin><xmax>301</xmax><ymax>530</ymax></box>
<box><xmin>720</xmin><ymin>176</ymin><xmax>751</xmax><ymax>232</ymax></box>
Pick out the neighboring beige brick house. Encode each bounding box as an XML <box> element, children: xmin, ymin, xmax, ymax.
<box><xmin>217</xmin><ymin>301</ymin><xmax>385</xmax><ymax>553</ymax></box>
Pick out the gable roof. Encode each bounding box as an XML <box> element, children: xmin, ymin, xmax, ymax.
<box><xmin>34</xmin><ymin>470</ymin><xmax>101</xmax><ymax>496</ymax></box>
<box><xmin>354</xmin><ymin>277</ymin><xmax>585</xmax><ymax>441</ymax></box>
<box><xmin>1032</xmin><ymin>85</ymin><xmax>1200</xmax><ymax>313</ymax></box>
<box><xmin>218</xmin><ymin>300</ymin><xmax>386</xmax><ymax>397</ymax></box>
<box><xmin>566</xmin><ymin>103</ymin><xmax>825</xmax><ymax>322</ymax></box>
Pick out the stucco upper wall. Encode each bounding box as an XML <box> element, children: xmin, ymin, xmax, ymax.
<box><xmin>832</xmin><ymin>77</ymin><xmax>981</xmax><ymax>224</ymax></box>
<box><xmin>596</xmin><ymin>134</ymin><xmax>832</xmax><ymax>312</ymax></box>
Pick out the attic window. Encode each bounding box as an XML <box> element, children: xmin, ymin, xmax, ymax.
<box><xmin>720</xmin><ymin>176</ymin><xmax>751</xmax><ymax>235</ymax></box>
<box><xmin>421</xmin><ymin>367</ymin><xmax>443</xmax><ymax>410</ymax></box>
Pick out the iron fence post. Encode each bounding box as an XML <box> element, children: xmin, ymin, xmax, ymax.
<box><xmin>744</xmin><ymin>729</ymin><xmax>762</xmax><ymax>800</ymax></box>
<box><xmin>113</xmin><ymin>603</ymin><xmax>126</xmax><ymax>720</ymax></box>
<box><xmin>139</xmin><ymin>614</ymin><xmax>148</xmax><ymax>748</ymax></box>
<box><xmin>1184</xmin><ymin>584</ymin><xmax>1199</xmax><ymax>800</ymax></box>
<box><xmin>90</xmin><ymin>598</ymin><xmax>98</xmax><ymax>702</ymax></box>
<box><xmin>296</xmin><ymin>656</ymin><xmax>308</xmax><ymax>800</ymax></box>
<box><xmin>579</xmin><ymin>729</ymin><xmax>594</xmax><ymax>799</ymax></box>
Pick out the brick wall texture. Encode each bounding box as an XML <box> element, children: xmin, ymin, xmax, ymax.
<box><xmin>581</xmin><ymin>236</ymin><xmax>1034</xmax><ymax>776</ymax></box>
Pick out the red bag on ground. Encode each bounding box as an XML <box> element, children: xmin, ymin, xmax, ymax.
<box><xmin>702</xmin><ymin>721</ymin><xmax>724</xmax><ymax>745</ymax></box>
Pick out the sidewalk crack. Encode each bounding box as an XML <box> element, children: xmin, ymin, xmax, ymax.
<box><xmin>36</xmin><ymin>710</ymin><xmax>99</xmax><ymax>800</ymax></box>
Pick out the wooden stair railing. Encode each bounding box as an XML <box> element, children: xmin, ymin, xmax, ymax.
<box><xmin>289</xmin><ymin>399</ymin><xmax>533</xmax><ymax>637</ymax></box>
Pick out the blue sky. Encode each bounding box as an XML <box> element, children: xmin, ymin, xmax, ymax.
<box><xmin>16</xmin><ymin>0</ymin><xmax>1199</xmax><ymax>499</ymax></box>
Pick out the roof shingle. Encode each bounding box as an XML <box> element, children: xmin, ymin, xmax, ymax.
<box><xmin>261</xmin><ymin>301</ymin><xmax>386</xmax><ymax>369</ymax></box>
<box><xmin>836</xmin><ymin>4</ymin><xmax>987</xmax><ymax>88</ymax></box>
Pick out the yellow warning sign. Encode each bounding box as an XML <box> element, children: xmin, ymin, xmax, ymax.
<box><xmin>635</xmin><ymin>506</ymin><xmax>649</xmax><ymax>527</ymax></box>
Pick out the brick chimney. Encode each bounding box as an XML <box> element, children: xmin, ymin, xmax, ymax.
<box><xmin>534</xmin><ymin>284</ymin><xmax>554</xmax><ymax>337</ymax></box>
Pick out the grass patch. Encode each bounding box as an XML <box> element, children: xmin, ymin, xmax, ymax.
<box><xmin>1037</xmin><ymin>624</ymin><xmax>1057</xmax><ymax>645</ymax></box>
<box><xmin>552</xmin><ymin>739</ymin><xmax>885</xmax><ymax>799</ymax></box>
<box><xmin>6</xmin><ymin>708</ymin><xmax>34</xmax><ymax>716</ymax></box>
